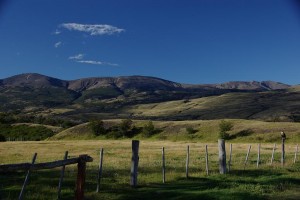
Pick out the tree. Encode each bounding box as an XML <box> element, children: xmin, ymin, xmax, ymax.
<box><xmin>119</xmin><ymin>119</ymin><xmax>133</xmax><ymax>137</ymax></box>
<box><xmin>142</xmin><ymin>121</ymin><xmax>156</xmax><ymax>137</ymax></box>
<box><xmin>89</xmin><ymin>120</ymin><xmax>106</xmax><ymax>136</ymax></box>
<box><xmin>219</xmin><ymin>120</ymin><xmax>233</xmax><ymax>139</ymax></box>
<box><xmin>0</xmin><ymin>134</ymin><xmax>6</xmax><ymax>142</ymax></box>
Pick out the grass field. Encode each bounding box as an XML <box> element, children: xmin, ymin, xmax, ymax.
<box><xmin>1</xmin><ymin>140</ymin><xmax>300</xmax><ymax>199</ymax></box>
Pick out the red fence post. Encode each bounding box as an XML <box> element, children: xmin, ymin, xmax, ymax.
<box><xmin>75</xmin><ymin>155</ymin><xmax>87</xmax><ymax>200</ymax></box>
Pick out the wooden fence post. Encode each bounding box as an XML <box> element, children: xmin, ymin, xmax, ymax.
<box><xmin>218</xmin><ymin>139</ymin><xmax>226</xmax><ymax>174</ymax></box>
<box><xmin>186</xmin><ymin>145</ymin><xmax>189</xmax><ymax>179</ymax></box>
<box><xmin>281</xmin><ymin>138</ymin><xmax>285</xmax><ymax>167</ymax></box>
<box><xmin>57</xmin><ymin>151</ymin><xmax>68</xmax><ymax>200</ymax></box>
<box><xmin>75</xmin><ymin>155</ymin><xmax>88</xmax><ymax>200</ymax></box>
<box><xmin>19</xmin><ymin>153</ymin><xmax>37</xmax><ymax>200</ymax></box>
<box><xmin>228</xmin><ymin>143</ymin><xmax>232</xmax><ymax>173</ymax></box>
<box><xmin>162</xmin><ymin>147</ymin><xmax>166</xmax><ymax>183</ymax></box>
<box><xmin>130</xmin><ymin>140</ymin><xmax>139</xmax><ymax>187</ymax></box>
<box><xmin>294</xmin><ymin>144</ymin><xmax>299</xmax><ymax>164</ymax></box>
<box><xmin>257</xmin><ymin>144</ymin><xmax>260</xmax><ymax>168</ymax></box>
<box><xmin>205</xmin><ymin>145</ymin><xmax>209</xmax><ymax>175</ymax></box>
<box><xmin>96</xmin><ymin>148</ymin><xmax>104</xmax><ymax>193</ymax></box>
<box><xmin>244</xmin><ymin>145</ymin><xmax>251</xmax><ymax>170</ymax></box>
<box><xmin>271</xmin><ymin>143</ymin><xmax>276</xmax><ymax>164</ymax></box>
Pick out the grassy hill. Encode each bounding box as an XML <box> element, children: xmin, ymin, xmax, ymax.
<box><xmin>50</xmin><ymin>119</ymin><xmax>300</xmax><ymax>143</ymax></box>
<box><xmin>122</xmin><ymin>91</ymin><xmax>300</xmax><ymax>121</ymax></box>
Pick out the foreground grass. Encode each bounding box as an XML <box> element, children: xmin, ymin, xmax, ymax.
<box><xmin>1</xmin><ymin>140</ymin><xmax>300</xmax><ymax>199</ymax></box>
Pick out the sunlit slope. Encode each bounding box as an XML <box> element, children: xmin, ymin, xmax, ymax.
<box><xmin>125</xmin><ymin>91</ymin><xmax>300</xmax><ymax>121</ymax></box>
<box><xmin>50</xmin><ymin>119</ymin><xmax>300</xmax><ymax>143</ymax></box>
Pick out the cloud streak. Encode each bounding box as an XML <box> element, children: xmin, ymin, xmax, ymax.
<box><xmin>60</xmin><ymin>23</ymin><xmax>125</xmax><ymax>36</ymax></box>
<box><xmin>76</xmin><ymin>60</ymin><xmax>119</xmax><ymax>66</ymax></box>
<box><xmin>69</xmin><ymin>53</ymin><xmax>84</xmax><ymax>60</ymax></box>
<box><xmin>53</xmin><ymin>29</ymin><xmax>61</xmax><ymax>35</ymax></box>
<box><xmin>68</xmin><ymin>53</ymin><xmax>118</xmax><ymax>66</ymax></box>
<box><xmin>54</xmin><ymin>41</ymin><xmax>62</xmax><ymax>48</ymax></box>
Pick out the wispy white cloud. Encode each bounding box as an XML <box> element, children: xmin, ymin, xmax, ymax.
<box><xmin>68</xmin><ymin>53</ymin><xmax>119</xmax><ymax>66</ymax></box>
<box><xmin>53</xmin><ymin>29</ymin><xmax>61</xmax><ymax>35</ymax></box>
<box><xmin>54</xmin><ymin>41</ymin><xmax>62</xmax><ymax>48</ymax></box>
<box><xmin>77</xmin><ymin>60</ymin><xmax>103</xmax><ymax>65</ymax></box>
<box><xmin>60</xmin><ymin>23</ymin><xmax>125</xmax><ymax>36</ymax></box>
<box><xmin>69</xmin><ymin>53</ymin><xmax>84</xmax><ymax>60</ymax></box>
<box><xmin>76</xmin><ymin>60</ymin><xmax>119</xmax><ymax>66</ymax></box>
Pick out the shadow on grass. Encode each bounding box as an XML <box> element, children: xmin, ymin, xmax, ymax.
<box><xmin>92</xmin><ymin>178</ymin><xmax>265</xmax><ymax>200</ymax></box>
<box><xmin>2</xmin><ymin>167</ymin><xmax>300</xmax><ymax>200</ymax></box>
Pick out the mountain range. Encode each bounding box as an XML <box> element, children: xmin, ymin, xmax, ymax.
<box><xmin>0</xmin><ymin>73</ymin><xmax>299</xmax><ymax>122</ymax></box>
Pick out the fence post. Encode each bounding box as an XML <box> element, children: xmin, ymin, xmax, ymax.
<box><xmin>281</xmin><ymin>138</ymin><xmax>285</xmax><ymax>167</ymax></box>
<box><xmin>257</xmin><ymin>144</ymin><xmax>260</xmax><ymax>168</ymax></box>
<box><xmin>271</xmin><ymin>143</ymin><xmax>276</xmax><ymax>164</ymax></box>
<box><xmin>162</xmin><ymin>147</ymin><xmax>166</xmax><ymax>183</ymax></box>
<box><xmin>57</xmin><ymin>151</ymin><xmax>68</xmax><ymax>200</ymax></box>
<box><xmin>130</xmin><ymin>140</ymin><xmax>139</xmax><ymax>187</ymax></box>
<box><xmin>205</xmin><ymin>145</ymin><xmax>209</xmax><ymax>175</ymax></box>
<box><xmin>96</xmin><ymin>148</ymin><xmax>104</xmax><ymax>193</ymax></box>
<box><xmin>294</xmin><ymin>144</ymin><xmax>299</xmax><ymax>164</ymax></box>
<box><xmin>228</xmin><ymin>143</ymin><xmax>232</xmax><ymax>173</ymax></box>
<box><xmin>75</xmin><ymin>155</ymin><xmax>88</xmax><ymax>200</ymax></box>
<box><xmin>19</xmin><ymin>153</ymin><xmax>37</xmax><ymax>200</ymax></box>
<box><xmin>186</xmin><ymin>145</ymin><xmax>189</xmax><ymax>179</ymax></box>
<box><xmin>244</xmin><ymin>145</ymin><xmax>251</xmax><ymax>170</ymax></box>
<box><xmin>218</xmin><ymin>139</ymin><xmax>226</xmax><ymax>174</ymax></box>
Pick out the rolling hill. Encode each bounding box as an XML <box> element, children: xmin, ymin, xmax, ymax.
<box><xmin>0</xmin><ymin>73</ymin><xmax>298</xmax><ymax>122</ymax></box>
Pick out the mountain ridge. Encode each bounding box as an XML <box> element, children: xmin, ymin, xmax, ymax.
<box><xmin>0</xmin><ymin>73</ymin><xmax>291</xmax><ymax>91</ymax></box>
<box><xmin>1</xmin><ymin>73</ymin><xmax>298</xmax><ymax>122</ymax></box>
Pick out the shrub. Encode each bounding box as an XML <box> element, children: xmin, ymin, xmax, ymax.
<box><xmin>119</xmin><ymin>119</ymin><xmax>133</xmax><ymax>137</ymax></box>
<box><xmin>0</xmin><ymin>125</ymin><xmax>54</xmax><ymax>141</ymax></box>
<box><xmin>186</xmin><ymin>127</ymin><xmax>197</xmax><ymax>134</ymax></box>
<box><xmin>142</xmin><ymin>121</ymin><xmax>156</xmax><ymax>137</ymax></box>
<box><xmin>219</xmin><ymin>120</ymin><xmax>233</xmax><ymax>139</ymax></box>
<box><xmin>89</xmin><ymin>120</ymin><xmax>106</xmax><ymax>136</ymax></box>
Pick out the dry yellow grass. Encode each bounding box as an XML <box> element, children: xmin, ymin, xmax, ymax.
<box><xmin>1</xmin><ymin>140</ymin><xmax>300</xmax><ymax>199</ymax></box>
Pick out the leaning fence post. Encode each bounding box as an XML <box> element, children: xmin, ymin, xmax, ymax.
<box><xmin>96</xmin><ymin>148</ymin><xmax>104</xmax><ymax>193</ymax></box>
<box><xmin>186</xmin><ymin>145</ymin><xmax>190</xmax><ymax>179</ymax></box>
<box><xmin>294</xmin><ymin>144</ymin><xmax>299</xmax><ymax>164</ymax></box>
<box><xmin>218</xmin><ymin>139</ymin><xmax>226</xmax><ymax>174</ymax></box>
<box><xmin>75</xmin><ymin>155</ymin><xmax>88</xmax><ymax>200</ymax></box>
<box><xmin>19</xmin><ymin>153</ymin><xmax>37</xmax><ymax>200</ymax></box>
<box><xmin>130</xmin><ymin>140</ymin><xmax>139</xmax><ymax>187</ymax></box>
<box><xmin>244</xmin><ymin>145</ymin><xmax>251</xmax><ymax>170</ymax></box>
<box><xmin>271</xmin><ymin>143</ymin><xmax>276</xmax><ymax>164</ymax></box>
<box><xmin>57</xmin><ymin>151</ymin><xmax>68</xmax><ymax>200</ymax></box>
<box><xmin>205</xmin><ymin>145</ymin><xmax>209</xmax><ymax>175</ymax></box>
<box><xmin>228</xmin><ymin>143</ymin><xmax>232</xmax><ymax>173</ymax></box>
<box><xmin>162</xmin><ymin>147</ymin><xmax>166</xmax><ymax>183</ymax></box>
<box><xmin>257</xmin><ymin>144</ymin><xmax>260</xmax><ymax>168</ymax></box>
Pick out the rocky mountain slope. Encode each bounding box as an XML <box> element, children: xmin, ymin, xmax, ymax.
<box><xmin>0</xmin><ymin>73</ymin><xmax>297</xmax><ymax>121</ymax></box>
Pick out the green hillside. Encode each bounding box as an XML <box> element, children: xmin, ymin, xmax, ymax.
<box><xmin>123</xmin><ymin>91</ymin><xmax>300</xmax><ymax>121</ymax></box>
<box><xmin>50</xmin><ymin>119</ymin><xmax>300</xmax><ymax>143</ymax></box>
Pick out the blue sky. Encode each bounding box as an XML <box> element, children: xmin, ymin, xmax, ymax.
<box><xmin>0</xmin><ymin>0</ymin><xmax>300</xmax><ymax>84</ymax></box>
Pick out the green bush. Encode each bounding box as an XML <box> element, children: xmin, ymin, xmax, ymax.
<box><xmin>89</xmin><ymin>120</ymin><xmax>106</xmax><ymax>136</ymax></box>
<box><xmin>0</xmin><ymin>124</ymin><xmax>54</xmax><ymax>141</ymax></box>
<box><xmin>186</xmin><ymin>127</ymin><xmax>197</xmax><ymax>134</ymax></box>
<box><xmin>142</xmin><ymin>121</ymin><xmax>156</xmax><ymax>137</ymax></box>
<box><xmin>219</xmin><ymin>120</ymin><xmax>233</xmax><ymax>139</ymax></box>
<box><xmin>119</xmin><ymin>119</ymin><xmax>133</xmax><ymax>137</ymax></box>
